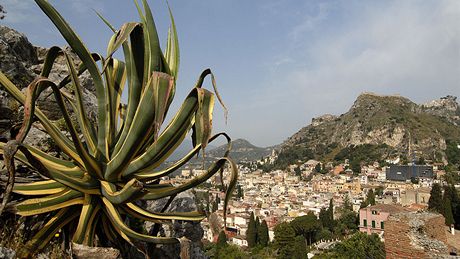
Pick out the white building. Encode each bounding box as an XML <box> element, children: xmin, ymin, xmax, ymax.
<box><xmin>231</xmin><ymin>236</ymin><xmax>248</xmax><ymax>247</ymax></box>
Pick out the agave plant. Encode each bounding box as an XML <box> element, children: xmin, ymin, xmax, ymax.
<box><xmin>0</xmin><ymin>0</ymin><xmax>237</xmax><ymax>256</ymax></box>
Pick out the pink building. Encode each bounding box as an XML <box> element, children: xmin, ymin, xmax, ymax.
<box><xmin>359</xmin><ymin>204</ymin><xmax>410</xmax><ymax>235</ymax></box>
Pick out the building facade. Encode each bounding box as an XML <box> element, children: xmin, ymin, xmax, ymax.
<box><xmin>359</xmin><ymin>204</ymin><xmax>410</xmax><ymax>236</ymax></box>
<box><xmin>386</xmin><ymin>165</ymin><xmax>433</xmax><ymax>181</ymax></box>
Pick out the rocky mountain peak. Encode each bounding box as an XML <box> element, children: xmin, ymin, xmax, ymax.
<box><xmin>423</xmin><ymin>95</ymin><xmax>458</xmax><ymax>111</ymax></box>
<box><xmin>275</xmin><ymin>93</ymin><xmax>460</xmax><ymax>168</ymax></box>
<box><xmin>351</xmin><ymin>92</ymin><xmax>414</xmax><ymax>111</ymax></box>
<box><xmin>422</xmin><ymin>95</ymin><xmax>460</xmax><ymax>126</ymax></box>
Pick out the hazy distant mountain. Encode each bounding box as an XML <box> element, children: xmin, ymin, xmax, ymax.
<box><xmin>274</xmin><ymin>93</ymin><xmax>460</xmax><ymax>167</ymax></box>
<box><xmin>166</xmin><ymin>141</ymin><xmax>216</xmax><ymax>162</ymax></box>
<box><xmin>206</xmin><ymin>138</ymin><xmax>274</xmax><ymax>163</ymax></box>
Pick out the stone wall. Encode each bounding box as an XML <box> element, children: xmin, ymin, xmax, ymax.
<box><xmin>384</xmin><ymin>211</ymin><xmax>449</xmax><ymax>258</ymax></box>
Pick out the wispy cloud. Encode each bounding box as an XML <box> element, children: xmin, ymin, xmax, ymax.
<box><xmin>235</xmin><ymin>0</ymin><xmax>460</xmax><ymax>146</ymax></box>
<box><xmin>284</xmin><ymin>0</ymin><xmax>460</xmax><ymax>103</ymax></box>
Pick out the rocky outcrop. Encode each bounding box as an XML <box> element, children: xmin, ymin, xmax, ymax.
<box><xmin>0</xmin><ymin>26</ymin><xmax>37</xmax><ymax>138</ymax></box>
<box><xmin>0</xmin><ymin>247</ymin><xmax>16</xmax><ymax>259</ymax></box>
<box><xmin>311</xmin><ymin>114</ymin><xmax>337</xmax><ymax>127</ymax></box>
<box><xmin>72</xmin><ymin>243</ymin><xmax>121</xmax><ymax>259</ymax></box>
<box><xmin>0</xmin><ymin>25</ymin><xmax>98</xmax><ymax>158</ymax></box>
<box><xmin>423</xmin><ymin>95</ymin><xmax>460</xmax><ymax>126</ymax></box>
<box><xmin>384</xmin><ymin>211</ymin><xmax>451</xmax><ymax>258</ymax></box>
<box><xmin>278</xmin><ymin>92</ymin><xmax>460</xmax><ymax>165</ymax></box>
<box><xmin>143</xmin><ymin>190</ymin><xmax>208</xmax><ymax>259</ymax></box>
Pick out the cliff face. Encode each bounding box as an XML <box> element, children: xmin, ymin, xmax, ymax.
<box><xmin>0</xmin><ymin>25</ymin><xmax>97</xmax><ymax>141</ymax></box>
<box><xmin>278</xmin><ymin>92</ymin><xmax>460</xmax><ymax>164</ymax></box>
<box><xmin>422</xmin><ymin>95</ymin><xmax>460</xmax><ymax>126</ymax></box>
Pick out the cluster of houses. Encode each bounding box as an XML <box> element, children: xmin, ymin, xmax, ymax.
<box><xmin>166</xmin><ymin>157</ymin><xmax>455</xmax><ymax>253</ymax></box>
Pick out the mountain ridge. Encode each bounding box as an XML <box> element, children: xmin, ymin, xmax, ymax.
<box><xmin>274</xmin><ymin>93</ymin><xmax>460</xmax><ymax>167</ymax></box>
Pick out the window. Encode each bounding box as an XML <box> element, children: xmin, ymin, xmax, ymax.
<box><xmin>381</xmin><ymin>221</ymin><xmax>384</xmax><ymax>229</ymax></box>
<box><xmin>372</xmin><ymin>210</ymin><xmax>377</xmax><ymax>215</ymax></box>
<box><xmin>372</xmin><ymin>220</ymin><xmax>376</xmax><ymax>228</ymax></box>
<box><xmin>363</xmin><ymin>219</ymin><xmax>367</xmax><ymax>227</ymax></box>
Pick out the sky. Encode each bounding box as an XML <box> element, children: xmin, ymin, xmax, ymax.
<box><xmin>2</xmin><ymin>0</ymin><xmax>459</xmax><ymax>147</ymax></box>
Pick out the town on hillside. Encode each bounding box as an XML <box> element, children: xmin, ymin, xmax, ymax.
<box><xmin>166</xmin><ymin>147</ymin><xmax>460</xmax><ymax>258</ymax></box>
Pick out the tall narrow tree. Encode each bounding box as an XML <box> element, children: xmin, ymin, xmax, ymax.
<box><xmin>319</xmin><ymin>208</ymin><xmax>329</xmax><ymax>228</ymax></box>
<box><xmin>247</xmin><ymin>212</ymin><xmax>257</xmax><ymax>248</ymax></box>
<box><xmin>212</xmin><ymin>198</ymin><xmax>218</xmax><ymax>213</ymax></box>
<box><xmin>327</xmin><ymin>199</ymin><xmax>335</xmax><ymax>230</ymax></box>
<box><xmin>428</xmin><ymin>183</ymin><xmax>443</xmax><ymax>213</ymax></box>
<box><xmin>444</xmin><ymin>197</ymin><xmax>454</xmax><ymax>226</ymax></box>
<box><xmin>215</xmin><ymin>230</ymin><xmax>228</xmax><ymax>258</ymax></box>
<box><xmin>217</xmin><ymin>230</ymin><xmax>227</xmax><ymax>247</ymax></box>
<box><xmin>255</xmin><ymin>216</ymin><xmax>261</xmax><ymax>245</ymax></box>
<box><xmin>237</xmin><ymin>184</ymin><xmax>244</xmax><ymax>199</ymax></box>
<box><xmin>343</xmin><ymin>194</ymin><xmax>353</xmax><ymax>212</ymax></box>
<box><xmin>258</xmin><ymin>220</ymin><xmax>269</xmax><ymax>247</ymax></box>
<box><xmin>444</xmin><ymin>185</ymin><xmax>460</xmax><ymax>228</ymax></box>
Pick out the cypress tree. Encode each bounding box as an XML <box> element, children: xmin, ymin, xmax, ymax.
<box><xmin>255</xmin><ymin>216</ymin><xmax>261</xmax><ymax>245</ymax></box>
<box><xmin>217</xmin><ymin>230</ymin><xmax>227</xmax><ymax>247</ymax></box>
<box><xmin>444</xmin><ymin>185</ymin><xmax>460</xmax><ymax>228</ymax></box>
<box><xmin>212</xmin><ymin>199</ymin><xmax>218</xmax><ymax>212</ymax></box>
<box><xmin>444</xmin><ymin>198</ymin><xmax>454</xmax><ymax>226</ymax></box>
<box><xmin>328</xmin><ymin>199</ymin><xmax>335</xmax><ymax>229</ymax></box>
<box><xmin>247</xmin><ymin>212</ymin><xmax>257</xmax><ymax>248</ymax></box>
<box><xmin>215</xmin><ymin>230</ymin><xmax>227</xmax><ymax>258</ymax></box>
<box><xmin>428</xmin><ymin>183</ymin><xmax>443</xmax><ymax>213</ymax></box>
<box><xmin>343</xmin><ymin>194</ymin><xmax>353</xmax><ymax>212</ymax></box>
<box><xmin>237</xmin><ymin>185</ymin><xmax>244</xmax><ymax>199</ymax></box>
<box><xmin>258</xmin><ymin>220</ymin><xmax>269</xmax><ymax>247</ymax></box>
<box><xmin>319</xmin><ymin>208</ymin><xmax>329</xmax><ymax>228</ymax></box>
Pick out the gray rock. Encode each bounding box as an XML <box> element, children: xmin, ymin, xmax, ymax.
<box><xmin>72</xmin><ymin>243</ymin><xmax>121</xmax><ymax>259</ymax></box>
<box><xmin>0</xmin><ymin>25</ymin><xmax>98</xmax><ymax>136</ymax></box>
<box><xmin>143</xmin><ymin>190</ymin><xmax>208</xmax><ymax>259</ymax></box>
<box><xmin>0</xmin><ymin>247</ymin><xmax>15</xmax><ymax>259</ymax></box>
<box><xmin>145</xmin><ymin>190</ymin><xmax>203</xmax><ymax>241</ymax></box>
<box><xmin>0</xmin><ymin>26</ymin><xmax>38</xmax><ymax>66</ymax></box>
<box><xmin>0</xmin><ymin>26</ymin><xmax>37</xmax><ymax>88</ymax></box>
<box><xmin>31</xmin><ymin>46</ymin><xmax>97</xmax><ymax>121</ymax></box>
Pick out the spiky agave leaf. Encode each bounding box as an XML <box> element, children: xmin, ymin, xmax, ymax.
<box><xmin>0</xmin><ymin>0</ymin><xmax>238</xmax><ymax>256</ymax></box>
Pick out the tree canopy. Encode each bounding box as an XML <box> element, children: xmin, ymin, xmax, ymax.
<box><xmin>322</xmin><ymin>232</ymin><xmax>385</xmax><ymax>259</ymax></box>
<box><xmin>290</xmin><ymin>212</ymin><xmax>321</xmax><ymax>245</ymax></box>
<box><xmin>274</xmin><ymin>222</ymin><xmax>297</xmax><ymax>259</ymax></box>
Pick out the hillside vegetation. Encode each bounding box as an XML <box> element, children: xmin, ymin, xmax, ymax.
<box><xmin>274</xmin><ymin>93</ymin><xmax>460</xmax><ymax>168</ymax></box>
